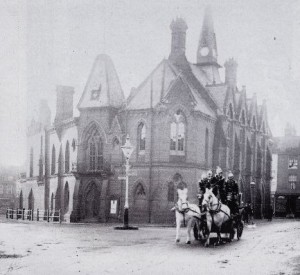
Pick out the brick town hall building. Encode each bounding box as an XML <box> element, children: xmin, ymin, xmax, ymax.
<box><xmin>21</xmin><ymin>8</ymin><xmax>272</xmax><ymax>223</ymax></box>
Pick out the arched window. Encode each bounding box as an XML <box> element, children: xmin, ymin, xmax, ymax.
<box><xmin>89</xmin><ymin>136</ymin><xmax>103</xmax><ymax>171</ymax></box>
<box><xmin>64</xmin><ymin>182</ymin><xmax>69</xmax><ymax>212</ymax></box>
<box><xmin>19</xmin><ymin>190</ymin><xmax>23</xmax><ymax>209</ymax></box>
<box><xmin>252</xmin><ymin>117</ymin><xmax>257</xmax><ymax>130</ymax></box>
<box><xmin>28</xmin><ymin>189</ymin><xmax>34</xmax><ymax>210</ymax></box>
<box><xmin>170</xmin><ymin>110</ymin><xmax>185</xmax><ymax>155</ymax></box>
<box><xmin>241</xmin><ymin>110</ymin><xmax>246</xmax><ymax>125</ymax></box>
<box><xmin>227</xmin><ymin>123</ymin><xmax>233</xmax><ymax>139</ymax></box>
<box><xmin>51</xmin><ymin>145</ymin><xmax>56</xmax><ymax>175</ymax></box>
<box><xmin>228</xmin><ymin>103</ymin><xmax>234</xmax><ymax>119</ymax></box>
<box><xmin>65</xmin><ymin>141</ymin><xmax>70</xmax><ymax>173</ymax></box>
<box><xmin>205</xmin><ymin>128</ymin><xmax>209</xmax><ymax>165</ymax></box>
<box><xmin>50</xmin><ymin>193</ymin><xmax>54</xmax><ymax>211</ymax></box>
<box><xmin>135</xmin><ymin>183</ymin><xmax>146</xmax><ymax>197</ymax></box>
<box><xmin>30</xmin><ymin>147</ymin><xmax>33</xmax><ymax>177</ymax></box>
<box><xmin>72</xmin><ymin>139</ymin><xmax>76</xmax><ymax>151</ymax></box>
<box><xmin>138</xmin><ymin>123</ymin><xmax>146</xmax><ymax>152</ymax></box>
<box><xmin>168</xmin><ymin>182</ymin><xmax>175</xmax><ymax>202</ymax></box>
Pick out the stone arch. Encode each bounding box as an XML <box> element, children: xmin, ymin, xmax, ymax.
<box><xmin>28</xmin><ymin>189</ymin><xmax>34</xmax><ymax>210</ymax></box>
<box><xmin>64</xmin><ymin>182</ymin><xmax>70</xmax><ymax>213</ymax></box>
<box><xmin>81</xmin><ymin>120</ymin><xmax>107</xmax><ymax>144</ymax></box>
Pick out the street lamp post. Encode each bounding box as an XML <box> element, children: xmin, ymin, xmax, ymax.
<box><xmin>115</xmin><ymin>135</ymin><xmax>138</xmax><ymax>230</ymax></box>
<box><xmin>250</xmin><ymin>181</ymin><xmax>256</xmax><ymax>216</ymax></box>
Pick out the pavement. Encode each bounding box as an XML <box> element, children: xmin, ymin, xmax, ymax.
<box><xmin>0</xmin><ymin>217</ymin><xmax>299</xmax><ymax>275</ymax></box>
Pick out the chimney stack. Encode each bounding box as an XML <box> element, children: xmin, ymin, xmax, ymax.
<box><xmin>224</xmin><ymin>58</ymin><xmax>238</xmax><ymax>88</ymax></box>
<box><xmin>55</xmin><ymin>85</ymin><xmax>74</xmax><ymax>123</ymax></box>
<box><xmin>169</xmin><ymin>18</ymin><xmax>188</xmax><ymax>62</ymax></box>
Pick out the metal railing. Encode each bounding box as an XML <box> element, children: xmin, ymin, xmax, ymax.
<box><xmin>6</xmin><ymin>208</ymin><xmax>62</xmax><ymax>223</ymax></box>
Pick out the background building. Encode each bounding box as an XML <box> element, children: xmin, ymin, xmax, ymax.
<box><xmin>20</xmin><ymin>7</ymin><xmax>272</xmax><ymax>223</ymax></box>
<box><xmin>273</xmin><ymin>124</ymin><xmax>300</xmax><ymax>217</ymax></box>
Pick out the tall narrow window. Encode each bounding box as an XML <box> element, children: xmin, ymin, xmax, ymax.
<box><xmin>97</xmin><ymin>138</ymin><xmax>103</xmax><ymax>170</ymax></box>
<box><xmin>30</xmin><ymin>147</ymin><xmax>33</xmax><ymax>177</ymax></box>
<box><xmin>138</xmin><ymin>123</ymin><xmax>146</xmax><ymax>152</ymax></box>
<box><xmin>65</xmin><ymin>141</ymin><xmax>70</xmax><ymax>173</ymax></box>
<box><xmin>89</xmin><ymin>138</ymin><xmax>96</xmax><ymax>171</ymax></box>
<box><xmin>241</xmin><ymin>110</ymin><xmax>246</xmax><ymax>125</ymax></box>
<box><xmin>228</xmin><ymin>103</ymin><xmax>234</xmax><ymax>119</ymax></box>
<box><xmin>205</xmin><ymin>128</ymin><xmax>209</xmax><ymax>164</ymax></box>
<box><xmin>39</xmin><ymin>136</ymin><xmax>43</xmax><ymax>179</ymax></box>
<box><xmin>170</xmin><ymin>110</ymin><xmax>185</xmax><ymax>155</ymax></box>
<box><xmin>289</xmin><ymin>175</ymin><xmax>297</xmax><ymax>190</ymax></box>
<box><xmin>252</xmin><ymin>117</ymin><xmax>257</xmax><ymax>130</ymax></box>
<box><xmin>51</xmin><ymin>145</ymin><xmax>56</xmax><ymax>175</ymax></box>
<box><xmin>89</xmin><ymin>136</ymin><xmax>103</xmax><ymax>171</ymax></box>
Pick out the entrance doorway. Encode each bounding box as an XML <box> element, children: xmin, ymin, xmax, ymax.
<box><xmin>84</xmin><ymin>182</ymin><xmax>100</xmax><ymax>221</ymax></box>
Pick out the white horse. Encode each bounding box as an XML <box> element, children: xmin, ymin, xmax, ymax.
<box><xmin>172</xmin><ymin>187</ymin><xmax>203</xmax><ymax>244</ymax></box>
<box><xmin>202</xmin><ymin>188</ymin><xmax>232</xmax><ymax>247</ymax></box>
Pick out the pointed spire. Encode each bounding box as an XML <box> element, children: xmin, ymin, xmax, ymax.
<box><xmin>197</xmin><ymin>6</ymin><xmax>218</xmax><ymax>65</ymax></box>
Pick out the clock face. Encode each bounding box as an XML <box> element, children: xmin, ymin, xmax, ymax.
<box><xmin>200</xmin><ymin>47</ymin><xmax>209</xmax><ymax>56</ymax></box>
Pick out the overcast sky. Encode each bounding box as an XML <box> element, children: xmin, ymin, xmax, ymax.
<box><xmin>0</xmin><ymin>0</ymin><xmax>300</xmax><ymax>167</ymax></box>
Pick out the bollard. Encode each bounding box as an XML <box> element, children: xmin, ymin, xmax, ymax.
<box><xmin>6</xmin><ymin>208</ymin><xmax>8</xmax><ymax>219</ymax></box>
<box><xmin>22</xmin><ymin>208</ymin><xmax>25</xmax><ymax>220</ymax></box>
<box><xmin>31</xmin><ymin>209</ymin><xmax>34</xmax><ymax>221</ymax></box>
<box><xmin>37</xmin><ymin>209</ymin><xmax>39</xmax><ymax>221</ymax></box>
<box><xmin>11</xmin><ymin>209</ymin><xmax>13</xmax><ymax>219</ymax></box>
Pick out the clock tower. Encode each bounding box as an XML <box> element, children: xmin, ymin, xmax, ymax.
<box><xmin>197</xmin><ymin>6</ymin><xmax>219</xmax><ymax>66</ymax></box>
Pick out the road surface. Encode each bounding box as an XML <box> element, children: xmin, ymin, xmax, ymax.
<box><xmin>0</xmin><ymin>218</ymin><xmax>299</xmax><ymax>274</ymax></box>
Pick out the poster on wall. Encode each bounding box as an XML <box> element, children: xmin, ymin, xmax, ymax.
<box><xmin>110</xmin><ymin>200</ymin><xmax>118</xmax><ymax>214</ymax></box>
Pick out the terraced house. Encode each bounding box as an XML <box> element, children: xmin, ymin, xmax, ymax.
<box><xmin>21</xmin><ymin>7</ymin><xmax>272</xmax><ymax>223</ymax></box>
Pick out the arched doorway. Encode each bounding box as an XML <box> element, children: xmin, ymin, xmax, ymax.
<box><xmin>28</xmin><ymin>189</ymin><xmax>34</xmax><ymax>210</ymax></box>
<box><xmin>84</xmin><ymin>182</ymin><xmax>100</xmax><ymax>221</ymax></box>
<box><xmin>132</xmin><ymin>183</ymin><xmax>147</xmax><ymax>223</ymax></box>
<box><xmin>64</xmin><ymin>182</ymin><xmax>70</xmax><ymax>213</ymax></box>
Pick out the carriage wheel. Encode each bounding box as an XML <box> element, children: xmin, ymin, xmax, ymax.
<box><xmin>237</xmin><ymin>221</ymin><xmax>244</xmax><ymax>240</ymax></box>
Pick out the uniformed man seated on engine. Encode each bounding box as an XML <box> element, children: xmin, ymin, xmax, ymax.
<box><xmin>211</xmin><ymin>166</ymin><xmax>226</xmax><ymax>203</ymax></box>
<box><xmin>197</xmin><ymin>173</ymin><xmax>208</xmax><ymax>210</ymax></box>
<box><xmin>224</xmin><ymin>172</ymin><xmax>240</xmax><ymax>217</ymax></box>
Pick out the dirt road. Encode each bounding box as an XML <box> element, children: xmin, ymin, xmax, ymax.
<box><xmin>0</xmin><ymin>218</ymin><xmax>299</xmax><ymax>274</ymax></box>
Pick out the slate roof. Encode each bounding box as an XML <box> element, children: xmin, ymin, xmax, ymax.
<box><xmin>126</xmin><ymin>57</ymin><xmax>217</xmax><ymax>118</ymax></box>
<box><xmin>77</xmin><ymin>54</ymin><xmax>125</xmax><ymax>110</ymax></box>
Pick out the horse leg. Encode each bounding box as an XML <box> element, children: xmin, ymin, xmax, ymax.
<box><xmin>204</xmin><ymin>215</ymin><xmax>212</xmax><ymax>247</ymax></box>
<box><xmin>186</xmin><ymin>218</ymin><xmax>194</xmax><ymax>244</ymax></box>
<box><xmin>215</xmin><ymin>227</ymin><xmax>222</xmax><ymax>246</ymax></box>
<box><xmin>175</xmin><ymin>212</ymin><xmax>181</xmax><ymax>243</ymax></box>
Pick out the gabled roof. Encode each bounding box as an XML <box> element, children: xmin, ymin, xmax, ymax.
<box><xmin>77</xmin><ymin>54</ymin><xmax>125</xmax><ymax>110</ymax></box>
<box><xmin>126</xmin><ymin>57</ymin><xmax>217</xmax><ymax>118</ymax></box>
<box><xmin>206</xmin><ymin>84</ymin><xmax>227</xmax><ymax>111</ymax></box>
<box><xmin>126</xmin><ymin>59</ymin><xmax>178</xmax><ymax>110</ymax></box>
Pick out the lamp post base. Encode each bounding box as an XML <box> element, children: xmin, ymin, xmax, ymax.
<box><xmin>114</xmin><ymin>226</ymin><xmax>139</xmax><ymax>230</ymax></box>
<box><xmin>114</xmin><ymin>208</ymin><xmax>138</xmax><ymax>230</ymax></box>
